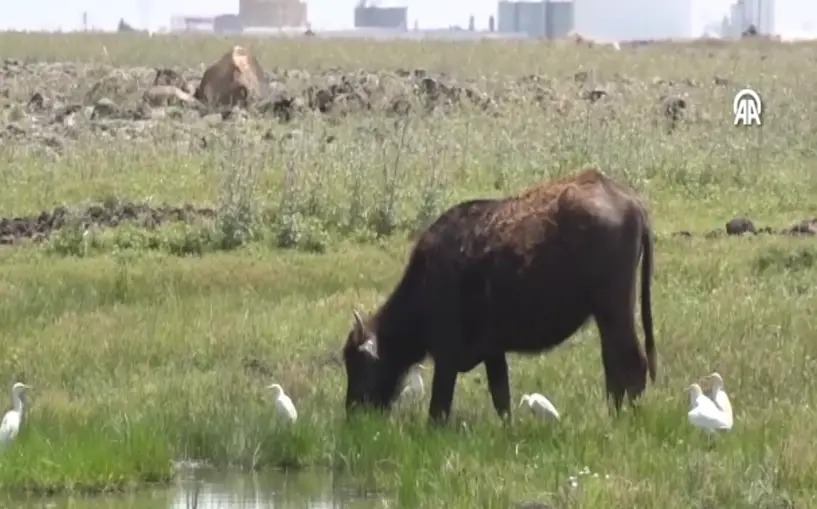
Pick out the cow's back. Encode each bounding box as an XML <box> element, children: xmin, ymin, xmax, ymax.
<box><xmin>408</xmin><ymin>170</ymin><xmax>646</xmax><ymax>358</ymax></box>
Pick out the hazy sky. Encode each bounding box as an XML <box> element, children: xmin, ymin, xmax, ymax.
<box><xmin>1</xmin><ymin>0</ymin><xmax>815</xmax><ymax>35</ymax></box>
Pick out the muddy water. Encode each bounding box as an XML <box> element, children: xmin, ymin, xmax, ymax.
<box><xmin>11</xmin><ymin>469</ymin><xmax>385</xmax><ymax>509</ymax></box>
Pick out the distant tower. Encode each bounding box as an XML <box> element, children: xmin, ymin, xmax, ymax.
<box><xmin>82</xmin><ymin>12</ymin><xmax>88</xmax><ymax>31</ymax></box>
<box><xmin>414</xmin><ymin>19</ymin><xmax>419</xmax><ymax>30</ymax></box>
<box><xmin>488</xmin><ymin>15</ymin><xmax>495</xmax><ymax>32</ymax></box>
<box><xmin>468</xmin><ymin>15</ymin><xmax>475</xmax><ymax>31</ymax></box>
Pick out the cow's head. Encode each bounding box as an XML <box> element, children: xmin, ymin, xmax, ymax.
<box><xmin>343</xmin><ymin>309</ymin><xmax>380</xmax><ymax>414</ymax></box>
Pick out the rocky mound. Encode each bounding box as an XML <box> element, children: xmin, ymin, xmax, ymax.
<box><xmin>1</xmin><ymin>201</ymin><xmax>813</xmax><ymax>249</ymax></box>
<box><xmin>0</xmin><ymin>52</ymin><xmax>715</xmax><ymax>152</ymax></box>
<box><xmin>669</xmin><ymin>217</ymin><xmax>817</xmax><ymax>239</ymax></box>
<box><xmin>0</xmin><ymin>200</ymin><xmax>215</xmax><ymax>245</ymax></box>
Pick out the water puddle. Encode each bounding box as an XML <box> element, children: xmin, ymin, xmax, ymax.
<box><xmin>10</xmin><ymin>469</ymin><xmax>384</xmax><ymax>509</ymax></box>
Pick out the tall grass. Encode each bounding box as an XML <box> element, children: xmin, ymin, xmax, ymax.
<box><xmin>0</xmin><ymin>33</ymin><xmax>815</xmax><ymax>507</ymax></box>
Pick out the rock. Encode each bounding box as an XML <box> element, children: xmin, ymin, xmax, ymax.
<box><xmin>27</xmin><ymin>92</ymin><xmax>46</xmax><ymax>110</ymax></box>
<box><xmin>664</xmin><ymin>96</ymin><xmax>687</xmax><ymax>124</ymax></box>
<box><xmin>583</xmin><ymin>88</ymin><xmax>608</xmax><ymax>102</ymax></box>
<box><xmin>725</xmin><ymin>217</ymin><xmax>756</xmax><ymax>236</ymax></box>
<box><xmin>202</xmin><ymin>113</ymin><xmax>223</xmax><ymax>126</ymax></box>
<box><xmin>53</xmin><ymin>103</ymin><xmax>83</xmax><ymax>125</ymax></box>
<box><xmin>91</xmin><ymin>97</ymin><xmax>119</xmax><ymax>119</ymax></box>
<box><xmin>258</xmin><ymin>95</ymin><xmax>298</xmax><ymax>122</ymax></box>
<box><xmin>787</xmin><ymin>219</ymin><xmax>817</xmax><ymax>236</ymax></box>
<box><xmin>41</xmin><ymin>135</ymin><xmax>65</xmax><ymax>151</ymax></box>
<box><xmin>143</xmin><ymin>85</ymin><xmax>199</xmax><ymax>108</ymax></box>
<box><xmin>5</xmin><ymin>123</ymin><xmax>27</xmax><ymax>137</ymax></box>
<box><xmin>152</xmin><ymin>68</ymin><xmax>193</xmax><ymax>94</ymax></box>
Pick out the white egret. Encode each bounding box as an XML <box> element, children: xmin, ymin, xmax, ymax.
<box><xmin>400</xmin><ymin>365</ymin><xmax>425</xmax><ymax>399</ymax></box>
<box><xmin>0</xmin><ymin>382</ymin><xmax>32</xmax><ymax>445</ymax></box>
<box><xmin>703</xmin><ymin>372</ymin><xmax>733</xmax><ymax>427</ymax></box>
<box><xmin>518</xmin><ymin>393</ymin><xmax>560</xmax><ymax>420</ymax></box>
<box><xmin>266</xmin><ymin>384</ymin><xmax>297</xmax><ymax>423</ymax></box>
<box><xmin>687</xmin><ymin>383</ymin><xmax>731</xmax><ymax>434</ymax></box>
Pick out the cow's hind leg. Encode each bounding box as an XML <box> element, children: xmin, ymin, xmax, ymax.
<box><xmin>428</xmin><ymin>361</ymin><xmax>458</xmax><ymax>426</ymax></box>
<box><xmin>484</xmin><ymin>355</ymin><xmax>512</xmax><ymax>422</ymax></box>
<box><xmin>594</xmin><ymin>307</ymin><xmax>648</xmax><ymax>415</ymax></box>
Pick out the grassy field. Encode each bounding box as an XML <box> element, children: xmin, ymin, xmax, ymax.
<box><xmin>0</xmin><ymin>32</ymin><xmax>817</xmax><ymax>507</ymax></box>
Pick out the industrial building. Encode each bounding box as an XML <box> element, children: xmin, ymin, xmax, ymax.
<box><xmin>496</xmin><ymin>0</ymin><xmax>574</xmax><ymax>38</ymax></box>
<box><xmin>169</xmin><ymin>0</ymin><xmax>307</xmax><ymax>34</ymax></box>
<box><xmin>724</xmin><ymin>0</ymin><xmax>775</xmax><ymax>36</ymax></box>
<box><xmin>574</xmin><ymin>0</ymin><xmax>689</xmax><ymax>40</ymax></box>
<box><xmin>571</xmin><ymin>0</ymin><xmax>774</xmax><ymax>41</ymax></box>
<box><xmin>169</xmin><ymin>16</ymin><xmax>218</xmax><ymax>33</ymax></box>
<box><xmin>354</xmin><ymin>1</ymin><xmax>408</xmax><ymax>30</ymax></box>
<box><xmin>239</xmin><ymin>0</ymin><xmax>307</xmax><ymax>28</ymax></box>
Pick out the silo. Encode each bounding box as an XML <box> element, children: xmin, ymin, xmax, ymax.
<box><xmin>239</xmin><ymin>0</ymin><xmax>307</xmax><ymax>28</ymax></box>
<box><xmin>497</xmin><ymin>1</ymin><xmax>518</xmax><ymax>33</ymax></box>
<box><xmin>354</xmin><ymin>6</ymin><xmax>408</xmax><ymax>29</ymax></box>
<box><xmin>574</xmin><ymin>0</ymin><xmax>692</xmax><ymax>40</ymax></box>
<box><xmin>546</xmin><ymin>0</ymin><xmax>574</xmax><ymax>38</ymax></box>
<box><xmin>757</xmin><ymin>0</ymin><xmax>774</xmax><ymax>34</ymax></box>
<box><xmin>515</xmin><ymin>1</ymin><xmax>547</xmax><ymax>37</ymax></box>
<box><xmin>729</xmin><ymin>2</ymin><xmax>743</xmax><ymax>34</ymax></box>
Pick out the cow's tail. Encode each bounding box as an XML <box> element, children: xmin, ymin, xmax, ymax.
<box><xmin>641</xmin><ymin>222</ymin><xmax>657</xmax><ymax>383</ymax></box>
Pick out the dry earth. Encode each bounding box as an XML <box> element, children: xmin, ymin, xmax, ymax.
<box><xmin>0</xmin><ymin>43</ymin><xmax>815</xmax><ymax>246</ymax></box>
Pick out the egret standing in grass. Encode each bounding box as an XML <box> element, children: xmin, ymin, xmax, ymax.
<box><xmin>703</xmin><ymin>372</ymin><xmax>733</xmax><ymax>427</ymax></box>
<box><xmin>0</xmin><ymin>383</ymin><xmax>32</xmax><ymax>445</ymax></box>
<box><xmin>266</xmin><ymin>384</ymin><xmax>297</xmax><ymax>423</ymax></box>
<box><xmin>400</xmin><ymin>364</ymin><xmax>425</xmax><ymax>400</ymax></box>
<box><xmin>686</xmin><ymin>383</ymin><xmax>731</xmax><ymax>447</ymax></box>
<box><xmin>518</xmin><ymin>393</ymin><xmax>560</xmax><ymax>420</ymax></box>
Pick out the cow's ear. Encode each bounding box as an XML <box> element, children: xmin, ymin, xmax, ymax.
<box><xmin>352</xmin><ymin>309</ymin><xmax>377</xmax><ymax>358</ymax></box>
<box><xmin>359</xmin><ymin>338</ymin><xmax>378</xmax><ymax>359</ymax></box>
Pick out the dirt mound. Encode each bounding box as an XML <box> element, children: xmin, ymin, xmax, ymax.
<box><xmin>0</xmin><ymin>201</ymin><xmax>216</xmax><ymax>245</ymax></box>
<box><xmin>0</xmin><ymin>53</ymin><xmax>783</xmax><ymax>150</ymax></box>
<box><xmin>2</xmin><ymin>200</ymin><xmax>813</xmax><ymax>250</ymax></box>
<box><xmin>668</xmin><ymin>217</ymin><xmax>817</xmax><ymax>239</ymax></box>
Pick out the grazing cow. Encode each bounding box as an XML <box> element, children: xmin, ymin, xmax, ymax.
<box><xmin>342</xmin><ymin>169</ymin><xmax>656</xmax><ymax>425</ymax></box>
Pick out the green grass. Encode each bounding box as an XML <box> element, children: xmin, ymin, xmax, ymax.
<box><xmin>0</xmin><ymin>32</ymin><xmax>816</xmax><ymax>508</ymax></box>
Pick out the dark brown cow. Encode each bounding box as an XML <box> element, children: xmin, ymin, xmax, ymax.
<box><xmin>343</xmin><ymin>169</ymin><xmax>656</xmax><ymax>425</ymax></box>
